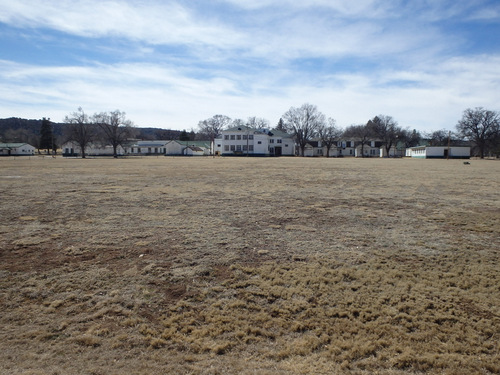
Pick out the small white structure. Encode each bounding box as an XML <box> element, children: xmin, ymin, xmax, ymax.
<box><xmin>0</xmin><ymin>143</ymin><xmax>35</xmax><ymax>156</ymax></box>
<box><xmin>406</xmin><ymin>146</ymin><xmax>470</xmax><ymax>159</ymax></box>
<box><xmin>379</xmin><ymin>146</ymin><xmax>404</xmax><ymax>158</ymax></box>
<box><xmin>164</xmin><ymin>140</ymin><xmax>211</xmax><ymax>156</ymax></box>
<box><xmin>219</xmin><ymin>126</ymin><xmax>294</xmax><ymax>156</ymax></box>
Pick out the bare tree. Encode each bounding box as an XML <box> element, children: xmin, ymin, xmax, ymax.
<box><xmin>282</xmin><ymin>103</ymin><xmax>325</xmax><ymax>156</ymax></box>
<box><xmin>93</xmin><ymin>110</ymin><xmax>135</xmax><ymax>158</ymax></box>
<box><xmin>343</xmin><ymin>124</ymin><xmax>373</xmax><ymax>157</ymax></box>
<box><xmin>368</xmin><ymin>115</ymin><xmax>400</xmax><ymax>157</ymax></box>
<box><xmin>456</xmin><ymin>107</ymin><xmax>500</xmax><ymax>158</ymax></box>
<box><xmin>246</xmin><ymin>116</ymin><xmax>270</xmax><ymax>129</ymax></box>
<box><xmin>198</xmin><ymin>114</ymin><xmax>232</xmax><ymax>156</ymax></box>
<box><xmin>318</xmin><ymin>118</ymin><xmax>342</xmax><ymax>157</ymax></box>
<box><xmin>399</xmin><ymin>128</ymin><xmax>422</xmax><ymax>148</ymax></box>
<box><xmin>64</xmin><ymin>107</ymin><xmax>96</xmax><ymax>158</ymax></box>
<box><xmin>231</xmin><ymin>118</ymin><xmax>246</xmax><ymax>128</ymax></box>
<box><xmin>425</xmin><ymin>129</ymin><xmax>449</xmax><ymax>146</ymax></box>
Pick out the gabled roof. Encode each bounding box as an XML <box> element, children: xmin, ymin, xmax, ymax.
<box><xmin>168</xmin><ymin>140</ymin><xmax>211</xmax><ymax>149</ymax></box>
<box><xmin>269</xmin><ymin>129</ymin><xmax>294</xmax><ymax>138</ymax></box>
<box><xmin>224</xmin><ymin>125</ymin><xmax>254</xmax><ymax>132</ymax></box>
<box><xmin>223</xmin><ymin>126</ymin><xmax>293</xmax><ymax>138</ymax></box>
<box><xmin>305</xmin><ymin>141</ymin><xmax>320</xmax><ymax>148</ymax></box>
<box><xmin>136</xmin><ymin>140</ymin><xmax>170</xmax><ymax>147</ymax></box>
<box><xmin>0</xmin><ymin>143</ymin><xmax>33</xmax><ymax>148</ymax></box>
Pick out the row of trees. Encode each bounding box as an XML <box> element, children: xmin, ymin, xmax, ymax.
<box><xmin>63</xmin><ymin>108</ymin><xmax>135</xmax><ymax>158</ymax></box>
<box><xmin>198</xmin><ymin>104</ymin><xmax>500</xmax><ymax>158</ymax></box>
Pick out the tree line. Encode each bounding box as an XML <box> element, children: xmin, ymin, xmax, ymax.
<box><xmin>1</xmin><ymin>105</ymin><xmax>499</xmax><ymax>158</ymax></box>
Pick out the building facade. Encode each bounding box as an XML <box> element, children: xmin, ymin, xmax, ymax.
<box><xmin>217</xmin><ymin>126</ymin><xmax>295</xmax><ymax>156</ymax></box>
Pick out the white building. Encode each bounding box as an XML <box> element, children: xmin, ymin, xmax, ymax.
<box><xmin>218</xmin><ymin>126</ymin><xmax>295</xmax><ymax>156</ymax></box>
<box><xmin>355</xmin><ymin>141</ymin><xmax>383</xmax><ymax>158</ymax></box>
<box><xmin>124</xmin><ymin>140</ymin><xmax>169</xmax><ymax>155</ymax></box>
<box><xmin>62</xmin><ymin>141</ymin><xmax>125</xmax><ymax>156</ymax></box>
<box><xmin>0</xmin><ymin>143</ymin><xmax>35</xmax><ymax>156</ymax></box>
<box><xmin>164</xmin><ymin>140</ymin><xmax>211</xmax><ymax>156</ymax></box>
<box><xmin>406</xmin><ymin>146</ymin><xmax>470</xmax><ymax>159</ymax></box>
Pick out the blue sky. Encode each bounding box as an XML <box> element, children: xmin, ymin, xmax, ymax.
<box><xmin>1</xmin><ymin>0</ymin><xmax>499</xmax><ymax>132</ymax></box>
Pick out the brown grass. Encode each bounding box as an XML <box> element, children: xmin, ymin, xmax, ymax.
<box><xmin>0</xmin><ymin>156</ymin><xmax>499</xmax><ymax>374</ymax></box>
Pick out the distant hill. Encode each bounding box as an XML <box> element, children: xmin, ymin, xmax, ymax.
<box><xmin>0</xmin><ymin>117</ymin><xmax>201</xmax><ymax>146</ymax></box>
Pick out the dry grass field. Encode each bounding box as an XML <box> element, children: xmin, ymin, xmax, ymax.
<box><xmin>1</xmin><ymin>156</ymin><xmax>499</xmax><ymax>374</ymax></box>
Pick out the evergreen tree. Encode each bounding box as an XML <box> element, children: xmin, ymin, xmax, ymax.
<box><xmin>39</xmin><ymin>117</ymin><xmax>54</xmax><ymax>153</ymax></box>
<box><xmin>179</xmin><ymin>130</ymin><xmax>190</xmax><ymax>141</ymax></box>
<box><xmin>276</xmin><ymin>118</ymin><xmax>285</xmax><ymax>131</ymax></box>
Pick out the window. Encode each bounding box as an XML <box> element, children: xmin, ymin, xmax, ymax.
<box><xmin>270</xmin><ymin>139</ymin><xmax>275</xmax><ymax>143</ymax></box>
<box><xmin>217</xmin><ymin>144</ymin><xmax>221</xmax><ymax>148</ymax></box>
<box><xmin>248</xmin><ymin>135</ymin><xmax>254</xmax><ymax>140</ymax></box>
<box><xmin>243</xmin><ymin>145</ymin><xmax>247</xmax><ymax>151</ymax></box>
<box><xmin>230</xmin><ymin>135</ymin><xmax>235</xmax><ymax>140</ymax></box>
<box><xmin>243</xmin><ymin>135</ymin><xmax>247</xmax><ymax>140</ymax></box>
<box><xmin>237</xmin><ymin>135</ymin><xmax>241</xmax><ymax>140</ymax></box>
<box><xmin>230</xmin><ymin>145</ymin><xmax>236</xmax><ymax>151</ymax></box>
<box><xmin>257</xmin><ymin>141</ymin><xmax>262</xmax><ymax>144</ymax></box>
<box><xmin>285</xmin><ymin>144</ymin><xmax>288</xmax><ymax>147</ymax></box>
<box><xmin>317</xmin><ymin>149</ymin><xmax>323</xmax><ymax>155</ymax></box>
<box><xmin>137</xmin><ymin>148</ymin><xmax>141</xmax><ymax>153</ymax></box>
<box><xmin>224</xmin><ymin>145</ymin><xmax>229</xmax><ymax>151</ymax></box>
<box><xmin>277</xmin><ymin>139</ymin><xmax>282</xmax><ymax>143</ymax></box>
<box><xmin>236</xmin><ymin>145</ymin><xmax>242</xmax><ymax>151</ymax></box>
<box><xmin>224</xmin><ymin>135</ymin><xmax>229</xmax><ymax>140</ymax></box>
<box><xmin>155</xmin><ymin>147</ymin><xmax>158</xmax><ymax>153</ymax></box>
<box><xmin>148</xmin><ymin>147</ymin><xmax>152</xmax><ymax>153</ymax></box>
<box><xmin>249</xmin><ymin>145</ymin><xmax>254</xmax><ymax>151</ymax></box>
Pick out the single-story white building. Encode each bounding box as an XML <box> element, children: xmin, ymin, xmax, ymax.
<box><xmin>406</xmin><ymin>146</ymin><xmax>470</xmax><ymax>159</ymax></box>
<box><xmin>62</xmin><ymin>141</ymin><xmax>125</xmax><ymax>156</ymax></box>
<box><xmin>0</xmin><ymin>143</ymin><xmax>36</xmax><ymax>156</ymax></box>
<box><xmin>164</xmin><ymin>140</ymin><xmax>211</xmax><ymax>156</ymax></box>
<box><xmin>124</xmin><ymin>140</ymin><xmax>169</xmax><ymax>155</ymax></box>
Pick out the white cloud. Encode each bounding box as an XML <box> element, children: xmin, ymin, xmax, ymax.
<box><xmin>2</xmin><ymin>53</ymin><xmax>499</xmax><ymax>132</ymax></box>
<box><xmin>0</xmin><ymin>0</ymin><xmax>244</xmax><ymax>48</ymax></box>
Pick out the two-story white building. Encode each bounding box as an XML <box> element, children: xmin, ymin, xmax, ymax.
<box><xmin>217</xmin><ymin>126</ymin><xmax>295</xmax><ymax>156</ymax></box>
<box><xmin>303</xmin><ymin>140</ymin><xmax>357</xmax><ymax>157</ymax></box>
